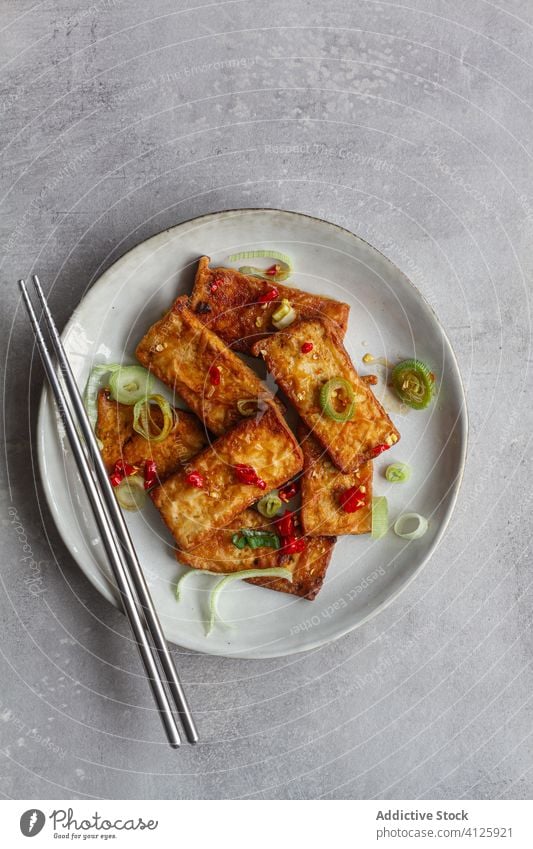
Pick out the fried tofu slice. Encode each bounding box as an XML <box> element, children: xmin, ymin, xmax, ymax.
<box><xmin>177</xmin><ymin>509</ymin><xmax>335</xmax><ymax>600</ymax></box>
<box><xmin>96</xmin><ymin>389</ymin><xmax>134</xmax><ymax>471</ymax></box>
<box><xmin>122</xmin><ymin>409</ymin><xmax>208</xmax><ymax>482</ymax></box>
<box><xmin>136</xmin><ymin>296</ymin><xmax>276</xmax><ymax>436</ymax></box>
<box><xmin>190</xmin><ymin>255</ymin><xmax>350</xmax><ymax>354</ymax></box>
<box><xmin>151</xmin><ymin>404</ymin><xmax>303</xmax><ymax>550</ymax></box>
<box><xmin>299</xmin><ymin>426</ymin><xmax>373</xmax><ymax>536</ymax></box>
<box><xmin>252</xmin><ymin>318</ymin><xmax>400</xmax><ymax>472</ymax></box>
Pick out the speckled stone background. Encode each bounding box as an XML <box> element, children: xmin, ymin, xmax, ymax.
<box><xmin>1</xmin><ymin>0</ymin><xmax>532</xmax><ymax>800</ymax></box>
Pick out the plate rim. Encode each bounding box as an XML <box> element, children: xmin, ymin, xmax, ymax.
<box><xmin>36</xmin><ymin>207</ymin><xmax>469</xmax><ymax>658</ymax></box>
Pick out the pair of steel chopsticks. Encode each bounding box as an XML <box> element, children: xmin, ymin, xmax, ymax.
<box><xmin>19</xmin><ymin>275</ymin><xmax>198</xmax><ymax>749</ymax></box>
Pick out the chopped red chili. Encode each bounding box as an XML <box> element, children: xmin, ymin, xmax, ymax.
<box><xmin>279</xmin><ymin>480</ymin><xmax>299</xmax><ymax>502</ymax></box>
<box><xmin>210</xmin><ymin>276</ymin><xmax>223</xmax><ymax>293</ymax></box>
<box><xmin>265</xmin><ymin>264</ymin><xmax>280</xmax><ymax>276</ymax></box>
<box><xmin>281</xmin><ymin>536</ymin><xmax>306</xmax><ymax>555</ymax></box>
<box><xmin>110</xmin><ymin>459</ymin><xmax>137</xmax><ymax>487</ymax></box>
<box><xmin>185</xmin><ymin>470</ymin><xmax>205</xmax><ymax>488</ymax></box>
<box><xmin>143</xmin><ymin>459</ymin><xmax>158</xmax><ymax>490</ymax></box>
<box><xmin>257</xmin><ymin>286</ymin><xmax>279</xmax><ymax>304</ymax></box>
<box><xmin>276</xmin><ymin>510</ymin><xmax>295</xmax><ymax>538</ymax></box>
<box><xmin>370</xmin><ymin>443</ymin><xmax>390</xmax><ymax>458</ymax></box>
<box><xmin>339</xmin><ymin>485</ymin><xmax>366</xmax><ymax>513</ymax></box>
<box><xmin>209</xmin><ymin>365</ymin><xmax>221</xmax><ymax>386</ymax></box>
<box><xmin>234</xmin><ymin>463</ymin><xmax>266</xmax><ymax>489</ymax></box>
<box><xmin>301</xmin><ymin>342</ymin><xmax>313</xmax><ymax>354</ymax></box>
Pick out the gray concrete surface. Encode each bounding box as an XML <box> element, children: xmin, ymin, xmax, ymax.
<box><xmin>1</xmin><ymin>0</ymin><xmax>532</xmax><ymax>800</ymax></box>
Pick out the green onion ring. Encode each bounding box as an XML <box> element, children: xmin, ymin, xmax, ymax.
<box><xmin>385</xmin><ymin>462</ymin><xmax>411</xmax><ymax>483</ymax></box>
<box><xmin>371</xmin><ymin>496</ymin><xmax>389</xmax><ymax>539</ymax></box>
<box><xmin>237</xmin><ymin>398</ymin><xmax>259</xmax><ymax>417</ymax></box>
<box><xmin>256</xmin><ymin>492</ymin><xmax>283</xmax><ymax>518</ymax></box>
<box><xmin>391</xmin><ymin>359</ymin><xmax>434</xmax><ymax>410</ymax></box>
<box><xmin>319</xmin><ymin>377</ymin><xmax>356</xmax><ymax>422</ymax></box>
<box><xmin>84</xmin><ymin>363</ymin><xmax>120</xmax><ymax>438</ymax></box>
<box><xmin>109</xmin><ymin>365</ymin><xmax>154</xmax><ymax>405</ymax></box>
<box><xmin>228</xmin><ymin>249</ymin><xmax>292</xmax><ymax>283</ymax></box>
<box><xmin>393</xmin><ymin>513</ymin><xmax>428</xmax><ymax>540</ymax></box>
<box><xmin>115</xmin><ymin>476</ymin><xmax>147</xmax><ymax>511</ymax></box>
<box><xmin>133</xmin><ymin>394</ymin><xmax>174</xmax><ymax>443</ymax></box>
<box><xmin>207</xmin><ymin>567</ymin><xmax>292</xmax><ymax>635</ymax></box>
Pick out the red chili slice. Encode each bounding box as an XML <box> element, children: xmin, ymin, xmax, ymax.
<box><xmin>234</xmin><ymin>463</ymin><xmax>266</xmax><ymax>489</ymax></box>
<box><xmin>110</xmin><ymin>460</ymin><xmax>137</xmax><ymax>487</ymax></box>
<box><xmin>370</xmin><ymin>443</ymin><xmax>390</xmax><ymax>458</ymax></box>
<box><xmin>210</xmin><ymin>276</ymin><xmax>223</xmax><ymax>293</ymax></box>
<box><xmin>281</xmin><ymin>535</ymin><xmax>306</xmax><ymax>555</ymax></box>
<box><xmin>143</xmin><ymin>459</ymin><xmax>158</xmax><ymax>490</ymax></box>
<box><xmin>339</xmin><ymin>485</ymin><xmax>366</xmax><ymax>513</ymax></box>
<box><xmin>257</xmin><ymin>286</ymin><xmax>279</xmax><ymax>304</ymax></box>
<box><xmin>276</xmin><ymin>510</ymin><xmax>295</xmax><ymax>538</ymax></box>
<box><xmin>265</xmin><ymin>264</ymin><xmax>280</xmax><ymax>276</ymax></box>
<box><xmin>209</xmin><ymin>365</ymin><xmax>221</xmax><ymax>386</ymax></box>
<box><xmin>185</xmin><ymin>470</ymin><xmax>205</xmax><ymax>488</ymax></box>
<box><xmin>279</xmin><ymin>481</ymin><xmax>299</xmax><ymax>502</ymax></box>
<box><xmin>301</xmin><ymin>342</ymin><xmax>313</xmax><ymax>354</ymax></box>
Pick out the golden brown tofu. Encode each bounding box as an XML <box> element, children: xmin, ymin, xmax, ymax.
<box><xmin>136</xmin><ymin>296</ymin><xmax>276</xmax><ymax>436</ymax></box>
<box><xmin>299</xmin><ymin>426</ymin><xmax>373</xmax><ymax>536</ymax></box>
<box><xmin>122</xmin><ymin>409</ymin><xmax>208</xmax><ymax>482</ymax></box>
<box><xmin>252</xmin><ymin>319</ymin><xmax>400</xmax><ymax>472</ymax></box>
<box><xmin>190</xmin><ymin>255</ymin><xmax>350</xmax><ymax>354</ymax></box>
<box><xmin>151</xmin><ymin>404</ymin><xmax>303</xmax><ymax>550</ymax></box>
<box><xmin>96</xmin><ymin>389</ymin><xmax>134</xmax><ymax>471</ymax></box>
<box><xmin>177</xmin><ymin>509</ymin><xmax>335</xmax><ymax>600</ymax></box>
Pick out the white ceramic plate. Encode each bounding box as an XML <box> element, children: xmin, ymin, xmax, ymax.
<box><xmin>38</xmin><ymin>209</ymin><xmax>467</xmax><ymax>658</ymax></box>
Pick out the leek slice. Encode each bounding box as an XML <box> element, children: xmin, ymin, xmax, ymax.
<box><xmin>391</xmin><ymin>359</ymin><xmax>434</xmax><ymax>410</ymax></box>
<box><xmin>133</xmin><ymin>393</ymin><xmax>174</xmax><ymax>443</ymax></box>
<box><xmin>385</xmin><ymin>462</ymin><xmax>411</xmax><ymax>483</ymax></box>
<box><xmin>371</xmin><ymin>496</ymin><xmax>389</xmax><ymax>539</ymax></box>
<box><xmin>207</xmin><ymin>567</ymin><xmax>292</xmax><ymax>635</ymax></box>
<box><xmin>319</xmin><ymin>377</ymin><xmax>356</xmax><ymax>422</ymax></box>
<box><xmin>228</xmin><ymin>249</ymin><xmax>292</xmax><ymax>282</ymax></box>
<box><xmin>83</xmin><ymin>363</ymin><xmax>120</xmax><ymax>432</ymax></box>
<box><xmin>272</xmin><ymin>299</ymin><xmax>297</xmax><ymax>329</ymax></box>
<box><xmin>237</xmin><ymin>398</ymin><xmax>260</xmax><ymax>417</ymax></box>
<box><xmin>256</xmin><ymin>491</ymin><xmax>282</xmax><ymax>518</ymax></box>
<box><xmin>393</xmin><ymin>513</ymin><xmax>428</xmax><ymax>540</ymax></box>
<box><xmin>109</xmin><ymin>365</ymin><xmax>153</xmax><ymax>405</ymax></box>
<box><xmin>115</xmin><ymin>475</ymin><xmax>146</xmax><ymax>511</ymax></box>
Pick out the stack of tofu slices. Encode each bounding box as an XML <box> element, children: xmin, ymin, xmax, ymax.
<box><xmin>96</xmin><ymin>257</ymin><xmax>400</xmax><ymax>601</ymax></box>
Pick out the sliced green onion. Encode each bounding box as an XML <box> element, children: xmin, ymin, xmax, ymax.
<box><xmin>228</xmin><ymin>249</ymin><xmax>292</xmax><ymax>264</ymax></box>
<box><xmin>207</xmin><ymin>567</ymin><xmax>293</xmax><ymax>634</ymax></box>
<box><xmin>272</xmin><ymin>299</ymin><xmax>291</xmax><ymax>323</ymax></box>
<box><xmin>109</xmin><ymin>365</ymin><xmax>154</xmax><ymax>405</ymax></box>
<box><xmin>371</xmin><ymin>496</ymin><xmax>389</xmax><ymax>539</ymax></box>
<box><xmin>231</xmin><ymin>533</ymin><xmax>247</xmax><ymax>550</ymax></box>
<box><xmin>391</xmin><ymin>359</ymin><xmax>434</xmax><ymax>410</ymax></box>
<box><xmin>237</xmin><ymin>398</ymin><xmax>259</xmax><ymax>417</ymax></box>
<box><xmin>385</xmin><ymin>462</ymin><xmax>411</xmax><ymax>483</ymax></box>
<box><xmin>256</xmin><ymin>491</ymin><xmax>282</xmax><ymax>518</ymax></box>
<box><xmin>394</xmin><ymin>512</ymin><xmax>428</xmax><ymax>540</ymax></box>
<box><xmin>231</xmin><ymin>528</ymin><xmax>281</xmax><ymax>550</ymax></box>
<box><xmin>83</xmin><ymin>363</ymin><xmax>120</xmax><ymax>433</ymax></box>
<box><xmin>272</xmin><ymin>298</ymin><xmax>297</xmax><ymax>329</ymax></box>
<box><xmin>175</xmin><ymin>569</ymin><xmax>195</xmax><ymax>602</ymax></box>
<box><xmin>228</xmin><ymin>249</ymin><xmax>292</xmax><ymax>283</ymax></box>
<box><xmin>319</xmin><ymin>377</ymin><xmax>356</xmax><ymax>422</ymax></box>
<box><xmin>115</xmin><ymin>475</ymin><xmax>147</xmax><ymax>511</ymax></box>
<box><xmin>133</xmin><ymin>393</ymin><xmax>174</xmax><ymax>443</ymax></box>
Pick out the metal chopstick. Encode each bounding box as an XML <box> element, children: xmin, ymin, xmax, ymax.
<box><xmin>31</xmin><ymin>275</ymin><xmax>198</xmax><ymax>745</ymax></box>
<box><xmin>20</xmin><ymin>280</ymin><xmax>184</xmax><ymax>749</ymax></box>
